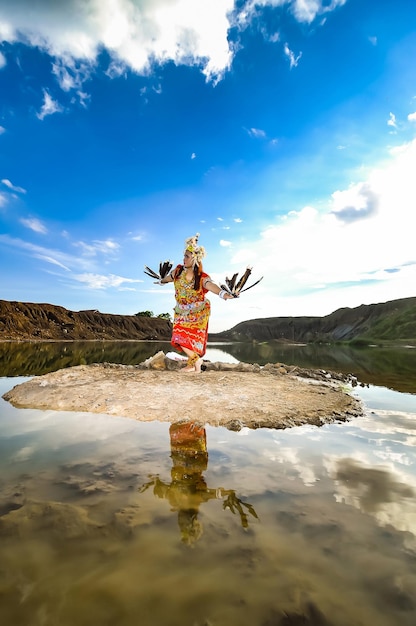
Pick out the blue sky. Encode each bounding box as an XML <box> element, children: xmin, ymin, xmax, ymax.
<box><xmin>1</xmin><ymin>0</ymin><xmax>415</xmax><ymax>332</ymax></box>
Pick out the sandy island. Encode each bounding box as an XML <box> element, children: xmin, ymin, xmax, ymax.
<box><xmin>2</xmin><ymin>351</ymin><xmax>363</xmax><ymax>430</ymax></box>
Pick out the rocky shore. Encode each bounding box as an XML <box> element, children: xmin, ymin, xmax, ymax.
<box><xmin>3</xmin><ymin>352</ymin><xmax>363</xmax><ymax>430</ymax></box>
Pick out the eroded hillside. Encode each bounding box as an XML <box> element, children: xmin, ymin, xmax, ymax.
<box><xmin>0</xmin><ymin>300</ymin><xmax>172</xmax><ymax>341</ymax></box>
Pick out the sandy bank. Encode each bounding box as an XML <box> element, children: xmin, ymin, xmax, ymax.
<box><xmin>2</xmin><ymin>352</ymin><xmax>363</xmax><ymax>430</ymax></box>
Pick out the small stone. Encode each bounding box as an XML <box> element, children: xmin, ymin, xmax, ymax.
<box><xmin>143</xmin><ymin>351</ymin><xmax>166</xmax><ymax>370</ymax></box>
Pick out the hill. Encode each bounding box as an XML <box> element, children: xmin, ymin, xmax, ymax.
<box><xmin>1</xmin><ymin>297</ymin><xmax>415</xmax><ymax>345</ymax></box>
<box><xmin>209</xmin><ymin>297</ymin><xmax>416</xmax><ymax>345</ymax></box>
<box><xmin>0</xmin><ymin>300</ymin><xmax>172</xmax><ymax>342</ymax></box>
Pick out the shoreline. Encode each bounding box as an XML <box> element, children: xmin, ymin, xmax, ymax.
<box><xmin>2</xmin><ymin>356</ymin><xmax>363</xmax><ymax>431</ymax></box>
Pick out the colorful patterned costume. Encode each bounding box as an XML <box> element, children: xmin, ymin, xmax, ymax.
<box><xmin>170</xmin><ymin>265</ymin><xmax>211</xmax><ymax>357</ymax></box>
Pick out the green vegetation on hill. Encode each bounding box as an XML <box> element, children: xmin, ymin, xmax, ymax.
<box><xmin>210</xmin><ymin>297</ymin><xmax>416</xmax><ymax>346</ymax></box>
<box><xmin>355</xmin><ymin>304</ymin><xmax>416</xmax><ymax>343</ymax></box>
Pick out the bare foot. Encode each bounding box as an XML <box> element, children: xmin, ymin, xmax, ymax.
<box><xmin>181</xmin><ymin>359</ymin><xmax>203</xmax><ymax>373</ymax></box>
<box><xmin>194</xmin><ymin>358</ymin><xmax>203</xmax><ymax>373</ymax></box>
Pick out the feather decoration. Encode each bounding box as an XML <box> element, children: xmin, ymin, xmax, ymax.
<box><xmin>159</xmin><ymin>260</ymin><xmax>173</xmax><ymax>278</ymax></box>
<box><xmin>144</xmin><ymin>266</ymin><xmax>160</xmax><ymax>279</ymax></box>
<box><xmin>221</xmin><ymin>267</ymin><xmax>263</xmax><ymax>297</ymax></box>
<box><xmin>144</xmin><ymin>260</ymin><xmax>173</xmax><ymax>280</ymax></box>
<box><xmin>225</xmin><ymin>272</ymin><xmax>239</xmax><ymax>293</ymax></box>
<box><xmin>238</xmin><ymin>276</ymin><xmax>263</xmax><ymax>294</ymax></box>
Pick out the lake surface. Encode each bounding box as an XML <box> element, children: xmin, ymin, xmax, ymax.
<box><xmin>0</xmin><ymin>341</ymin><xmax>415</xmax><ymax>626</ymax></box>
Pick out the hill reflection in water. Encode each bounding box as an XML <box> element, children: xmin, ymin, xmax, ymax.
<box><xmin>1</xmin><ymin>340</ymin><xmax>415</xmax><ymax>394</ymax></box>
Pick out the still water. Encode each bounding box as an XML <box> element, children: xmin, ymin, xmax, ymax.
<box><xmin>0</xmin><ymin>341</ymin><xmax>415</xmax><ymax>626</ymax></box>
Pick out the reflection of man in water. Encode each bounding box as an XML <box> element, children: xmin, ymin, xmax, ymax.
<box><xmin>139</xmin><ymin>422</ymin><xmax>258</xmax><ymax>545</ymax></box>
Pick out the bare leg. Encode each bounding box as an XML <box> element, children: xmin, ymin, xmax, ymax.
<box><xmin>181</xmin><ymin>347</ymin><xmax>202</xmax><ymax>373</ymax></box>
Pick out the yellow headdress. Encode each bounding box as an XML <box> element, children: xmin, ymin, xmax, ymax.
<box><xmin>184</xmin><ymin>233</ymin><xmax>206</xmax><ymax>265</ymax></box>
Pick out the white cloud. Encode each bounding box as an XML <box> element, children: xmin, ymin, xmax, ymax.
<box><xmin>227</xmin><ymin>137</ymin><xmax>416</xmax><ymax>318</ymax></box>
<box><xmin>0</xmin><ymin>0</ymin><xmax>235</xmax><ymax>83</ymax></box>
<box><xmin>267</xmin><ymin>31</ymin><xmax>280</xmax><ymax>43</ymax></box>
<box><xmin>408</xmin><ymin>112</ymin><xmax>416</xmax><ymax>122</ymax></box>
<box><xmin>51</xmin><ymin>57</ymin><xmax>93</xmax><ymax>106</ymax></box>
<box><xmin>20</xmin><ymin>217</ymin><xmax>48</xmax><ymax>234</ymax></box>
<box><xmin>73</xmin><ymin>273</ymin><xmax>141</xmax><ymax>289</ymax></box>
<box><xmin>220</xmin><ymin>239</ymin><xmax>232</xmax><ymax>247</ymax></box>
<box><xmin>272</xmin><ymin>445</ymin><xmax>318</xmax><ymax>486</ymax></box>
<box><xmin>387</xmin><ymin>112</ymin><xmax>397</xmax><ymax>128</ymax></box>
<box><xmin>0</xmin><ymin>51</ymin><xmax>6</xmax><ymax>68</ymax></box>
<box><xmin>326</xmin><ymin>456</ymin><xmax>416</xmax><ymax>539</ymax></box>
<box><xmin>0</xmin><ymin>192</ymin><xmax>8</xmax><ymax>208</ymax></box>
<box><xmin>243</xmin><ymin>0</ymin><xmax>346</xmax><ymax>25</ymax></box>
<box><xmin>1</xmin><ymin>178</ymin><xmax>27</xmax><ymax>194</ymax></box>
<box><xmin>292</xmin><ymin>0</ymin><xmax>346</xmax><ymax>23</ymax></box>
<box><xmin>0</xmin><ymin>125</ymin><xmax>6</xmax><ymax>134</ymax></box>
<box><xmin>74</xmin><ymin>239</ymin><xmax>120</xmax><ymax>256</ymax></box>
<box><xmin>247</xmin><ymin>127</ymin><xmax>266</xmax><ymax>138</ymax></box>
<box><xmin>0</xmin><ymin>234</ymin><xmax>112</xmax><ymax>273</ymax></box>
<box><xmin>331</xmin><ymin>182</ymin><xmax>379</xmax><ymax>223</ymax></box>
<box><xmin>36</xmin><ymin>90</ymin><xmax>64</xmax><ymax>120</ymax></box>
<box><xmin>0</xmin><ymin>0</ymin><xmax>347</xmax><ymax>91</ymax></box>
<box><xmin>36</xmin><ymin>255</ymin><xmax>71</xmax><ymax>271</ymax></box>
<box><xmin>191</xmin><ymin>152</ymin><xmax>196</xmax><ymax>159</ymax></box>
<box><xmin>0</xmin><ymin>179</ymin><xmax>26</xmax><ymax>209</ymax></box>
<box><xmin>283</xmin><ymin>42</ymin><xmax>302</xmax><ymax>68</ymax></box>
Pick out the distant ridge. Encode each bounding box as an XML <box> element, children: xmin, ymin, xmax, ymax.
<box><xmin>1</xmin><ymin>297</ymin><xmax>415</xmax><ymax>345</ymax></box>
<box><xmin>209</xmin><ymin>297</ymin><xmax>416</xmax><ymax>345</ymax></box>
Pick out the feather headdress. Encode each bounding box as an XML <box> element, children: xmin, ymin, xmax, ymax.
<box><xmin>221</xmin><ymin>267</ymin><xmax>263</xmax><ymax>297</ymax></box>
<box><xmin>184</xmin><ymin>233</ymin><xmax>206</xmax><ymax>265</ymax></box>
